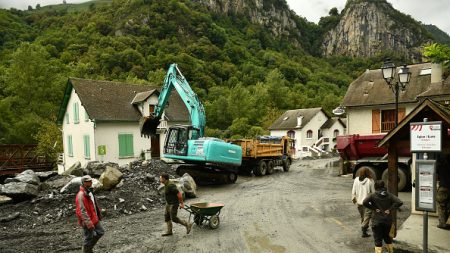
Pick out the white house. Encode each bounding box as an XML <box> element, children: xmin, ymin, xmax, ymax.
<box><xmin>268</xmin><ymin>107</ymin><xmax>346</xmax><ymax>159</ymax></box>
<box><xmin>56</xmin><ymin>78</ymin><xmax>189</xmax><ymax>173</ymax></box>
<box><xmin>342</xmin><ymin>63</ymin><xmax>448</xmax><ymax>135</ymax></box>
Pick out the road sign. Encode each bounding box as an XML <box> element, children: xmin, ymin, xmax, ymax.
<box><xmin>98</xmin><ymin>145</ymin><xmax>106</xmax><ymax>155</ymax></box>
<box><xmin>415</xmin><ymin>159</ymin><xmax>436</xmax><ymax>212</ymax></box>
<box><xmin>410</xmin><ymin>121</ymin><xmax>442</xmax><ymax>152</ymax></box>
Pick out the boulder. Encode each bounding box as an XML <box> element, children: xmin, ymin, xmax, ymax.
<box><xmin>84</xmin><ymin>162</ymin><xmax>119</xmax><ymax>177</ymax></box>
<box><xmin>4</xmin><ymin>169</ymin><xmax>40</xmax><ymax>185</ymax></box>
<box><xmin>0</xmin><ymin>195</ymin><xmax>13</xmax><ymax>205</ymax></box>
<box><xmin>35</xmin><ymin>171</ymin><xmax>58</xmax><ymax>181</ymax></box>
<box><xmin>60</xmin><ymin>177</ymin><xmax>103</xmax><ymax>194</ymax></box>
<box><xmin>1</xmin><ymin>182</ymin><xmax>39</xmax><ymax>200</ymax></box>
<box><xmin>179</xmin><ymin>173</ymin><xmax>197</xmax><ymax>198</ymax></box>
<box><xmin>99</xmin><ymin>166</ymin><xmax>123</xmax><ymax>190</ymax></box>
<box><xmin>62</xmin><ymin>161</ymin><xmax>83</xmax><ymax>177</ymax></box>
<box><xmin>41</xmin><ymin>175</ymin><xmax>75</xmax><ymax>190</ymax></box>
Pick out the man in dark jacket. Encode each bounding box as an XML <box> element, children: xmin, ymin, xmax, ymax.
<box><xmin>160</xmin><ymin>173</ymin><xmax>192</xmax><ymax>236</ymax></box>
<box><xmin>363</xmin><ymin>180</ymin><xmax>403</xmax><ymax>253</ymax></box>
<box><xmin>75</xmin><ymin>175</ymin><xmax>105</xmax><ymax>253</ymax></box>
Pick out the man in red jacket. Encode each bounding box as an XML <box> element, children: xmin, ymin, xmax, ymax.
<box><xmin>76</xmin><ymin>175</ymin><xmax>105</xmax><ymax>253</ymax></box>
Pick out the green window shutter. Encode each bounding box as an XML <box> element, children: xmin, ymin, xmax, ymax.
<box><xmin>67</xmin><ymin>135</ymin><xmax>73</xmax><ymax>157</ymax></box>
<box><xmin>119</xmin><ymin>134</ymin><xmax>134</xmax><ymax>157</ymax></box>
<box><xmin>73</xmin><ymin>102</ymin><xmax>79</xmax><ymax>124</ymax></box>
<box><xmin>84</xmin><ymin>110</ymin><xmax>89</xmax><ymax>122</ymax></box>
<box><xmin>84</xmin><ymin>135</ymin><xmax>90</xmax><ymax>159</ymax></box>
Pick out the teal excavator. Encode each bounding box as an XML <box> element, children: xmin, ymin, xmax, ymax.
<box><xmin>141</xmin><ymin>63</ymin><xmax>242</xmax><ymax>183</ymax></box>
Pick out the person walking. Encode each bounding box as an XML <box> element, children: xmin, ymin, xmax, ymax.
<box><xmin>351</xmin><ymin>167</ymin><xmax>375</xmax><ymax>237</ymax></box>
<box><xmin>160</xmin><ymin>173</ymin><xmax>192</xmax><ymax>236</ymax></box>
<box><xmin>436</xmin><ymin>154</ymin><xmax>450</xmax><ymax>230</ymax></box>
<box><xmin>363</xmin><ymin>180</ymin><xmax>403</xmax><ymax>253</ymax></box>
<box><xmin>75</xmin><ymin>175</ymin><xmax>105</xmax><ymax>253</ymax></box>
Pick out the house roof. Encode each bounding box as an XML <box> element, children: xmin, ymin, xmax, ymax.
<box><xmin>378</xmin><ymin>99</ymin><xmax>450</xmax><ymax>147</ymax></box>
<box><xmin>321</xmin><ymin>117</ymin><xmax>346</xmax><ymax>129</ymax></box>
<box><xmin>269</xmin><ymin>107</ymin><xmax>325</xmax><ymax>130</ymax></box>
<box><xmin>417</xmin><ymin>75</ymin><xmax>450</xmax><ymax>100</ymax></box>
<box><xmin>57</xmin><ymin>78</ymin><xmax>189</xmax><ymax>124</ymax></box>
<box><xmin>342</xmin><ymin>63</ymin><xmax>434</xmax><ymax>108</ymax></box>
<box><xmin>131</xmin><ymin>90</ymin><xmax>158</xmax><ymax>105</ymax></box>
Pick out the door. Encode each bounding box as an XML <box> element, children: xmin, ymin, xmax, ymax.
<box><xmin>151</xmin><ymin>134</ymin><xmax>160</xmax><ymax>159</ymax></box>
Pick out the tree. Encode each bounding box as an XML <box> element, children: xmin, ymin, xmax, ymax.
<box><xmin>424</xmin><ymin>43</ymin><xmax>450</xmax><ymax>76</ymax></box>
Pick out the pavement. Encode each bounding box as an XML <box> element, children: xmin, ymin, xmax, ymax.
<box><xmin>396</xmin><ymin>214</ymin><xmax>450</xmax><ymax>253</ymax></box>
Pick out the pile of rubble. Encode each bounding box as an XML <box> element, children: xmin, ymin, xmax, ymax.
<box><xmin>0</xmin><ymin>159</ymin><xmax>195</xmax><ymax>228</ymax></box>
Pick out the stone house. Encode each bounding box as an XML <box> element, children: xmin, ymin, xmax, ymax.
<box><xmin>268</xmin><ymin>107</ymin><xmax>346</xmax><ymax>159</ymax></box>
<box><xmin>56</xmin><ymin>78</ymin><xmax>188</xmax><ymax>172</ymax></box>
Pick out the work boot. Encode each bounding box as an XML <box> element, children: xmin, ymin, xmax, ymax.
<box><xmin>180</xmin><ymin>220</ymin><xmax>193</xmax><ymax>234</ymax></box>
<box><xmin>386</xmin><ymin>244</ymin><xmax>394</xmax><ymax>253</ymax></box>
<box><xmin>162</xmin><ymin>221</ymin><xmax>173</xmax><ymax>236</ymax></box>
<box><xmin>374</xmin><ymin>247</ymin><xmax>382</xmax><ymax>253</ymax></box>
<box><xmin>82</xmin><ymin>246</ymin><xmax>93</xmax><ymax>253</ymax></box>
<box><xmin>362</xmin><ymin>227</ymin><xmax>370</xmax><ymax>238</ymax></box>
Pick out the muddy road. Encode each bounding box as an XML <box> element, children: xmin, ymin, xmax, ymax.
<box><xmin>0</xmin><ymin>158</ymin><xmax>412</xmax><ymax>253</ymax></box>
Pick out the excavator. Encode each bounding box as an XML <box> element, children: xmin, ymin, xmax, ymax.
<box><xmin>140</xmin><ymin>63</ymin><xmax>242</xmax><ymax>183</ymax></box>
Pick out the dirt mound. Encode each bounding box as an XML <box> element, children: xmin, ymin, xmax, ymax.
<box><xmin>0</xmin><ymin>159</ymin><xmax>177</xmax><ymax>229</ymax></box>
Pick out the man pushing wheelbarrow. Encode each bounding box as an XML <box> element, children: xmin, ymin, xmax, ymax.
<box><xmin>160</xmin><ymin>173</ymin><xmax>193</xmax><ymax>236</ymax></box>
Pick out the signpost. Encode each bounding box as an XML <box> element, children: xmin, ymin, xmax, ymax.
<box><xmin>98</xmin><ymin>145</ymin><xmax>106</xmax><ymax>162</ymax></box>
<box><xmin>410</xmin><ymin>120</ymin><xmax>441</xmax><ymax>253</ymax></box>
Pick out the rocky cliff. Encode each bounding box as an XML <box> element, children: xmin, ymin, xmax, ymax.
<box><xmin>198</xmin><ymin>0</ymin><xmax>301</xmax><ymax>41</ymax></box>
<box><xmin>322</xmin><ymin>0</ymin><xmax>432</xmax><ymax>60</ymax></box>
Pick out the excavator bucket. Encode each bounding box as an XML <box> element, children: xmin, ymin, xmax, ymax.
<box><xmin>139</xmin><ymin>115</ymin><xmax>161</xmax><ymax>137</ymax></box>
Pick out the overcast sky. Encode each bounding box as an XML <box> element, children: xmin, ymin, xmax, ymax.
<box><xmin>0</xmin><ymin>0</ymin><xmax>449</xmax><ymax>35</ymax></box>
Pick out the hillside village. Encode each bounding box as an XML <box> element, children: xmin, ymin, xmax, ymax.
<box><xmin>1</xmin><ymin>0</ymin><xmax>450</xmax><ymax>252</ymax></box>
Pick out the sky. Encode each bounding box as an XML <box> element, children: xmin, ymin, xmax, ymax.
<box><xmin>0</xmin><ymin>0</ymin><xmax>449</xmax><ymax>36</ymax></box>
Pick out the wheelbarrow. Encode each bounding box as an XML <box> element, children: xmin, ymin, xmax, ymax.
<box><xmin>183</xmin><ymin>202</ymin><xmax>224</xmax><ymax>229</ymax></box>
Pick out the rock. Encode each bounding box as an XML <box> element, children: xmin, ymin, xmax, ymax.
<box><xmin>119</xmin><ymin>198</ymin><xmax>125</xmax><ymax>203</ymax></box>
<box><xmin>99</xmin><ymin>166</ymin><xmax>123</xmax><ymax>190</ymax></box>
<box><xmin>0</xmin><ymin>195</ymin><xmax>13</xmax><ymax>205</ymax></box>
<box><xmin>84</xmin><ymin>161</ymin><xmax>119</xmax><ymax>177</ymax></box>
<box><xmin>0</xmin><ymin>212</ymin><xmax>20</xmax><ymax>222</ymax></box>
<box><xmin>179</xmin><ymin>173</ymin><xmax>197</xmax><ymax>198</ymax></box>
<box><xmin>62</xmin><ymin>161</ymin><xmax>83</xmax><ymax>177</ymax></box>
<box><xmin>41</xmin><ymin>175</ymin><xmax>74</xmax><ymax>190</ymax></box>
<box><xmin>1</xmin><ymin>182</ymin><xmax>39</xmax><ymax>200</ymax></box>
<box><xmin>140</xmin><ymin>205</ymin><xmax>147</xmax><ymax>211</ymax></box>
<box><xmin>5</xmin><ymin>170</ymin><xmax>41</xmax><ymax>185</ymax></box>
<box><xmin>35</xmin><ymin>171</ymin><xmax>58</xmax><ymax>181</ymax></box>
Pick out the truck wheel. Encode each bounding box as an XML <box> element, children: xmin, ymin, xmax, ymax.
<box><xmin>381</xmin><ymin>167</ymin><xmax>407</xmax><ymax>192</ymax></box>
<box><xmin>282</xmin><ymin>159</ymin><xmax>291</xmax><ymax>172</ymax></box>
<box><xmin>266</xmin><ymin>161</ymin><xmax>274</xmax><ymax>175</ymax></box>
<box><xmin>254</xmin><ymin>160</ymin><xmax>267</xmax><ymax>176</ymax></box>
<box><xmin>355</xmin><ymin>166</ymin><xmax>378</xmax><ymax>180</ymax></box>
<box><xmin>227</xmin><ymin>172</ymin><xmax>238</xmax><ymax>183</ymax></box>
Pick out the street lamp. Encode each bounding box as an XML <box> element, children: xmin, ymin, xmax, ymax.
<box><xmin>382</xmin><ymin>59</ymin><xmax>411</xmax><ymax>128</ymax></box>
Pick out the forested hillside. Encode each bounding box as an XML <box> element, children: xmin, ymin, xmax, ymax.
<box><xmin>0</xmin><ymin>0</ymin><xmax>415</xmax><ymax>151</ymax></box>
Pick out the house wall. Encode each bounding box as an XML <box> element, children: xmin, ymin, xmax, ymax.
<box><xmin>322</xmin><ymin>121</ymin><xmax>345</xmax><ymax>151</ymax></box>
<box><xmin>269</xmin><ymin>129</ymin><xmax>301</xmax><ymax>159</ymax></box>
<box><xmin>61</xmin><ymin>90</ymin><xmax>96</xmax><ymax>173</ymax></box>
<box><xmin>301</xmin><ymin>111</ymin><xmax>329</xmax><ymax>147</ymax></box>
<box><xmin>346</xmin><ymin>105</ymin><xmax>416</xmax><ymax>135</ymax></box>
<box><xmin>94</xmin><ymin>122</ymin><xmax>150</xmax><ymax>165</ymax></box>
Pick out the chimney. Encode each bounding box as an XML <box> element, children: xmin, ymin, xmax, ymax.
<box><xmin>431</xmin><ymin>63</ymin><xmax>443</xmax><ymax>83</ymax></box>
<box><xmin>296</xmin><ymin>116</ymin><xmax>303</xmax><ymax>127</ymax></box>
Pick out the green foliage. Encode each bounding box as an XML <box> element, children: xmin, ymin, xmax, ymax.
<box><xmin>34</xmin><ymin>120</ymin><xmax>63</xmax><ymax>162</ymax></box>
<box><xmin>423</xmin><ymin>25</ymin><xmax>450</xmax><ymax>46</ymax></box>
<box><xmin>424</xmin><ymin>43</ymin><xmax>450</xmax><ymax>73</ymax></box>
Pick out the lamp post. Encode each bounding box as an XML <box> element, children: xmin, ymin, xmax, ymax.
<box><xmin>381</xmin><ymin>59</ymin><xmax>411</xmax><ymax>238</ymax></box>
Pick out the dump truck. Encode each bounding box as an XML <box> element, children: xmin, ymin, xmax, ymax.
<box><xmin>228</xmin><ymin>136</ymin><xmax>292</xmax><ymax>176</ymax></box>
<box><xmin>336</xmin><ymin>134</ymin><xmax>412</xmax><ymax>191</ymax></box>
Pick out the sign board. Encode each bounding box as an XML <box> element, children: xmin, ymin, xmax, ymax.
<box><xmin>98</xmin><ymin>145</ymin><xmax>106</xmax><ymax>155</ymax></box>
<box><xmin>415</xmin><ymin>159</ymin><xmax>436</xmax><ymax>212</ymax></box>
<box><xmin>410</xmin><ymin>121</ymin><xmax>442</xmax><ymax>152</ymax></box>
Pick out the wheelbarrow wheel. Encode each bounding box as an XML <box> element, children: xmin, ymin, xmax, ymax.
<box><xmin>194</xmin><ymin>214</ymin><xmax>202</xmax><ymax>225</ymax></box>
<box><xmin>209</xmin><ymin>215</ymin><xmax>220</xmax><ymax>229</ymax></box>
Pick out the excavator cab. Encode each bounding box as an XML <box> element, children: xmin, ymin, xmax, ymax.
<box><xmin>164</xmin><ymin>125</ymin><xmax>200</xmax><ymax>156</ymax></box>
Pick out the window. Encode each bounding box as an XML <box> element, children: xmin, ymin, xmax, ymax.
<box><xmin>118</xmin><ymin>134</ymin><xmax>134</xmax><ymax>158</ymax></box>
<box><xmin>306</xmin><ymin>130</ymin><xmax>313</xmax><ymax>139</ymax></box>
<box><xmin>287</xmin><ymin>130</ymin><xmax>295</xmax><ymax>139</ymax></box>
<box><xmin>73</xmin><ymin>102</ymin><xmax>79</xmax><ymax>124</ymax></box>
<box><xmin>381</xmin><ymin>109</ymin><xmax>396</xmax><ymax>132</ymax></box>
<box><xmin>83</xmin><ymin>135</ymin><xmax>90</xmax><ymax>159</ymax></box>
<box><xmin>65</xmin><ymin>113</ymin><xmax>69</xmax><ymax>124</ymax></box>
<box><xmin>333</xmin><ymin>129</ymin><xmax>339</xmax><ymax>138</ymax></box>
<box><xmin>84</xmin><ymin>110</ymin><xmax>89</xmax><ymax>122</ymax></box>
<box><xmin>67</xmin><ymin>135</ymin><xmax>73</xmax><ymax>157</ymax></box>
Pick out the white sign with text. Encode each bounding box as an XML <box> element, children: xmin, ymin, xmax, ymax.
<box><xmin>410</xmin><ymin>121</ymin><xmax>442</xmax><ymax>152</ymax></box>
